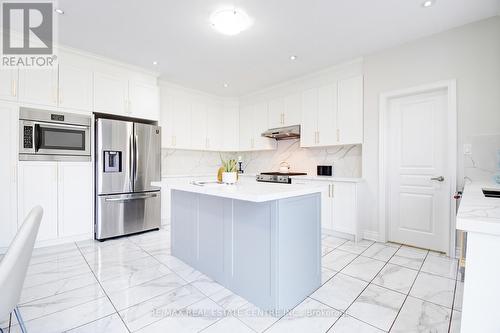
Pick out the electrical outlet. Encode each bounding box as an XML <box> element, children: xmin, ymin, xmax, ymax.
<box><xmin>463</xmin><ymin>144</ymin><xmax>472</xmax><ymax>156</ymax></box>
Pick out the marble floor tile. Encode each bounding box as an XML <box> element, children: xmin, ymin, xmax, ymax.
<box><xmin>27</xmin><ymin>254</ymin><xmax>88</xmax><ymax>276</ymax></box>
<box><xmin>108</xmin><ymin>272</ymin><xmax>188</xmax><ymax>310</ymax></box>
<box><xmin>30</xmin><ymin>243</ymin><xmax>81</xmax><ymax>265</ymax></box>
<box><xmin>190</xmin><ymin>274</ymin><xmax>227</xmax><ymax>296</ymax></box>
<box><xmin>76</xmin><ymin>237</ymin><xmax>131</xmax><ymax>254</ymax></box>
<box><xmin>201</xmin><ymin>316</ymin><xmax>254</xmax><ymax>333</ymax></box>
<box><xmin>311</xmin><ymin>273</ymin><xmax>368</xmax><ymax>311</ymax></box>
<box><xmin>321</xmin><ymin>267</ymin><xmax>337</xmax><ymax>285</ymax></box>
<box><xmin>23</xmin><ymin>261</ymin><xmax>91</xmax><ymax>289</ymax></box>
<box><xmin>175</xmin><ymin>266</ymin><xmax>206</xmax><ymax>283</ymax></box>
<box><xmin>328</xmin><ymin>315</ymin><xmax>384</xmax><ymax>333</ymax></box>
<box><xmin>391</xmin><ymin>296</ymin><xmax>451</xmax><ymax>333</ymax></box>
<box><xmin>449</xmin><ymin>310</ymin><xmax>461</xmax><ymax>333</ymax></box>
<box><xmin>210</xmin><ymin>287</ymin><xmax>248</xmax><ymax>311</ymax></box>
<box><xmin>118</xmin><ymin>284</ymin><xmax>205</xmax><ymax>331</ymax></box>
<box><xmin>84</xmin><ymin>248</ymin><xmax>151</xmax><ymax>268</ymax></box>
<box><xmin>410</xmin><ymin>272</ymin><xmax>455</xmax><ymax>308</ymax></box>
<box><xmin>235</xmin><ymin>302</ymin><xmax>282</xmax><ymax>332</ymax></box>
<box><xmin>322</xmin><ymin>249</ymin><xmax>357</xmax><ymax>271</ymax></box>
<box><xmin>136</xmin><ymin>297</ymin><xmax>225</xmax><ymax>333</ymax></box>
<box><xmin>67</xmin><ymin>313</ymin><xmax>129</xmax><ymax>333</ymax></box>
<box><xmin>372</xmin><ymin>263</ymin><xmax>418</xmax><ymax>294</ymax></box>
<box><xmin>265</xmin><ymin>298</ymin><xmax>342</xmax><ymax>333</ymax></box>
<box><xmin>100</xmin><ymin>263</ymin><xmax>172</xmax><ymax>293</ymax></box>
<box><xmin>18</xmin><ymin>297</ymin><xmax>116</xmax><ymax>333</ymax></box>
<box><xmin>346</xmin><ymin>284</ymin><xmax>406</xmax><ymax>331</ymax></box>
<box><xmin>20</xmin><ymin>271</ymin><xmax>97</xmax><ymax>304</ymax></box>
<box><xmin>420</xmin><ymin>255</ymin><xmax>458</xmax><ymax>280</ymax></box>
<box><xmin>322</xmin><ymin>235</ymin><xmax>348</xmax><ymax>248</ymax></box>
<box><xmin>18</xmin><ymin>282</ymin><xmax>105</xmax><ymax>322</ymax></box>
<box><xmin>322</xmin><ymin>245</ymin><xmax>335</xmax><ymax>256</ymax></box>
<box><xmin>91</xmin><ymin>256</ymin><xmax>166</xmax><ymax>282</ymax></box>
<box><xmin>361</xmin><ymin>243</ymin><xmax>399</xmax><ymax>262</ymax></box>
<box><xmin>153</xmin><ymin>254</ymin><xmax>192</xmax><ymax>272</ymax></box>
<box><xmin>454</xmin><ymin>280</ymin><xmax>464</xmax><ymax>311</ymax></box>
<box><xmin>337</xmin><ymin>240</ymin><xmax>374</xmax><ymax>255</ymax></box>
<box><xmin>341</xmin><ymin>256</ymin><xmax>385</xmax><ymax>282</ymax></box>
<box><xmin>388</xmin><ymin>246</ymin><xmax>428</xmax><ymax>270</ymax></box>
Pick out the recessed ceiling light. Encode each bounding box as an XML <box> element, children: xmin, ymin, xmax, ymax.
<box><xmin>54</xmin><ymin>8</ymin><xmax>64</xmax><ymax>14</ymax></box>
<box><xmin>223</xmin><ymin>83</ymin><xmax>229</xmax><ymax>88</ymax></box>
<box><xmin>422</xmin><ymin>0</ymin><xmax>436</xmax><ymax>8</ymax></box>
<box><xmin>210</xmin><ymin>8</ymin><xmax>252</xmax><ymax>36</ymax></box>
<box><xmin>290</xmin><ymin>55</ymin><xmax>297</xmax><ymax>61</ymax></box>
<box><xmin>152</xmin><ymin>61</ymin><xmax>158</xmax><ymax>65</ymax></box>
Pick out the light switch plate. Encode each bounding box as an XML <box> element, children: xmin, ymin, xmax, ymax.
<box><xmin>463</xmin><ymin>144</ymin><xmax>472</xmax><ymax>155</ymax></box>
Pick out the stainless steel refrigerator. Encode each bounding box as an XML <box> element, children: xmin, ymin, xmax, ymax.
<box><xmin>95</xmin><ymin>118</ymin><xmax>161</xmax><ymax>240</ymax></box>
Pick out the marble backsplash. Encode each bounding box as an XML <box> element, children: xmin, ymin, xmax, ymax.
<box><xmin>161</xmin><ymin>140</ymin><xmax>362</xmax><ymax>178</ymax></box>
<box><xmin>463</xmin><ymin>133</ymin><xmax>500</xmax><ymax>184</ymax></box>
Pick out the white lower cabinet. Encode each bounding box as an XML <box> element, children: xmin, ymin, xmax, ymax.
<box><xmin>294</xmin><ymin>179</ymin><xmax>361</xmax><ymax>240</ymax></box>
<box><xmin>0</xmin><ymin>103</ymin><xmax>18</xmax><ymax>248</ymax></box>
<box><xmin>18</xmin><ymin>162</ymin><xmax>59</xmax><ymax>242</ymax></box>
<box><xmin>58</xmin><ymin>162</ymin><xmax>93</xmax><ymax>238</ymax></box>
<box><xmin>18</xmin><ymin>161</ymin><xmax>93</xmax><ymax>244</ymax></box>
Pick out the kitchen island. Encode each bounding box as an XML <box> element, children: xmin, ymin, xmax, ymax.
<box><xmin>169</xmin><ymin>180</ymin><xmax>324</xmax><ymax>313</ymax></box>
<box><xmin>456</xmin><ymin>181</ymin><xmax>500</xmax><ymax>332</ymax></box>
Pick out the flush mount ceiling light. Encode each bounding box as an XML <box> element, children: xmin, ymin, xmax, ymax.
<box><xmin>223</xmin><ymin>83</ymin><xmax>229</xmax><ymax>88</ymax></box>
<box><xmin>210</xmin><ymin>8</ymin><xmax>252</xmax><ymax>36</ymax></box>
<box><xmin>290</xmin><ymin>55</ymin><xmax>297</xmax><ymax>61</ymax></box>
<box><xmin>152</xmin><ymin>61</ymin><xmax>158</xmax><ymax>65</ymax></box>
<box><xmin>54</xmin><ymin>8</ymin><xmax>64</xmax><ymax>14</ymax></box>
<box><xmin>422</xmin><ymin>0</ymin><xmax>436</xmax><ymax>8</ymax></box>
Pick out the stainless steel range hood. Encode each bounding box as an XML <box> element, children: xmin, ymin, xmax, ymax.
<box><xmin>261</xmin><ymin>125</ymin><xmax>300</xmax><ymax>140</ymax></box>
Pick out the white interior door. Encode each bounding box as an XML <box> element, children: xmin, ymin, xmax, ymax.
<box><xmin>387</xmin><ymin>89</ymin><xmax>450</xmax><ymax>252</ymax></box>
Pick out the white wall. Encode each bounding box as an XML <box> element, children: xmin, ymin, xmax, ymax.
<box><xmin>362</xmin><ymin>16</ymin><xmax>500</xmax><ymax>236</ymax></box>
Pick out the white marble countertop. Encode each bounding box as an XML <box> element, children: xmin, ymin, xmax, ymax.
<box><xmin>154</xmin><ymin>178</ymin><xmax>325</xmax><ymax>202</ymax></box>
<box><xmin>290</xmin><ymin>175</ymin><xmax>363</xmax><ymax>183</ymax></box>
<box><xmin>456</xmin><ymin>181</ymin><xmax>500</xmax><ymax>235</ymax></box>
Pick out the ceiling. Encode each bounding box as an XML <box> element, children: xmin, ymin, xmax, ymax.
<box><xmin>57</xmin><ymin>0</ymin><xmax>500</xmax><ymax>96</ymax></box>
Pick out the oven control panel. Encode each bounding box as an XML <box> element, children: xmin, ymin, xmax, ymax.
<box><xmin>23</xmin><ymin>126</ymin><xmax>33</xmax><ymax>149</ymax></box>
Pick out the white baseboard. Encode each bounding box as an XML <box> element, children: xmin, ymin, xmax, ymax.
<box><xmin>363</xmin><ymin>230</ymin><xmax>380</xmax><ymax>242</ymax></box>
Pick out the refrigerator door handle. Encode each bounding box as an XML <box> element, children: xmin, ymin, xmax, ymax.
<box><xmin>129</xmin><ymin>134</ymin><xmax>134</xmax><ymax>190</ymax></box>
<box><xmin>105</xmin><ymin>193</ymin><xmax>158</xmax><ymax>202</ymax></box>
<box><xmin>134</xmin><ymin>133</ymin><xmax>139</xmax><ymax>185</ymax></box>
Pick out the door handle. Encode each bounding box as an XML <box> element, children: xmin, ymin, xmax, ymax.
<box><xmin>431</xmin><ymin>176</ymin><xmax>445</xmax><ymax>182</ymax></box>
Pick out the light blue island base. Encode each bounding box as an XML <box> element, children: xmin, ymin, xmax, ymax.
<box><xmin>171</xmin><ymin>189</ymin><xmax>321</xmax><ymax>314</ymax></box>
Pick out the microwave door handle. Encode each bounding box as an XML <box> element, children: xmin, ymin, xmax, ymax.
<box><xmin>36</xmin><ymin>122</ymin><xmax>89</xmax><ymax>130</ymax></box>
<box><xmin>34</xmin><ymin>124</ymin><xmax>41</xmax><ymax>152</ymax></box>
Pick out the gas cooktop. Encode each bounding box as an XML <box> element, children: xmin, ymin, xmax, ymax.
<box><xmin>256</xmin><ymin>172</ymin><xmax>307</xmax><ymax>184</ymax></box>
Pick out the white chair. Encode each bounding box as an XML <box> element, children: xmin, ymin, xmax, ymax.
<box><xmin>0</xmin><ymin>206</ymin><xmax>43</xmax><ymax>333</ymax></box>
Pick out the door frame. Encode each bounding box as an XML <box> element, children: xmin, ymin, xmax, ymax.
<box><xmin>378</xmin><ymin>80</ymin><xmax>457</xmax><ymax>256</ymax></box>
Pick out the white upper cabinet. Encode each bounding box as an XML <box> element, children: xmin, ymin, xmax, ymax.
<box><xmin>129</xmin><ymin>80</ymin><xmax>160</xmax><ymax>120</ymax></box>
<box><xmin>337</xmin><ymin>75</ymin><xmax>363</xmax><ymax>144</ymax></box>
<box><xmin>58</xmin><ymin>62</ymin><xmax>93</xmax><ymax>112</ymax></box>
<box><xmin>301</xmin><ymin>88</ymin><xmax>319</xmax><ymax>147</ymax></box>
<box><xmin>206</xmin><ymin>104</ymin><xmax>223</xmax><ymax>151</ymax></box>
<box><xmin>190</xmin><ymin>101</ymin><xmax>208</xmax><ymax>150</ymax></box>
<box><xmin>300</xmin><ymin>75</ymin><xmax>363</xmax><ymax>148</ymax></box>
<box><xmin>268</xmin><ymin>98</ymin><xmax>285</xmax><ymax>128</ymax></box>
<box><xmin>93</xmin><ymin>72</ymin><xmax>129</xmax><ymax>115</ymax></box>
<box><xmin>18</xmin><ymin>67</ymin><xmax>58</xmax><ymax>107</ymax></box>
<box><xmin>221</xmin><ymin>103</ymin><xmax>239</xmax><ymax>151</ymax></box>
<box><xmin>283</xmin><ymin>92</ymin><xmax>302</xmax><ymax>126</ymax></box>
<box><xmin>0</xmin><ymin>68</ymin><xmax>19</xmax><ymax>102</ymax></box>
<box><xmin>238</xmin><ymin>102</ymin><xmax>276</xmax><ymax>151</ymax></box>
<box><xmin>239</xmin><ymin>105</ymin><xmax>254</xmax><ymax>151</ymax></box>
<box><xmin>317</xmin><ymin>83</ymin><xmax>338</xmax><ymax>146</ymax></box>
<box><xmin>253</xmin><ymin>102</ymin><xmax>276</xmax><ymax>150</ymax></box>
<box><xmin>170</xmin><ymin>93</ymin><xmax>192</xmax><ymax>149</ymax></box>
<box><xmin>0</xmin><ymin>103</ymin><xmax>18</xmax><ymax>248</ymax></box>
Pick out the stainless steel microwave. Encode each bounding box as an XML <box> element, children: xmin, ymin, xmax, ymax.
<box><xmin>19</xmin><ymin>108</ymin><xmax>91</xmax><ymax>161</ymax></box>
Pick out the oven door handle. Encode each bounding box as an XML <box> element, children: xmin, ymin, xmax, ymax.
<box><xmin>35</xmin><ymin>122</ymin><xmax>90</xmax><ymax>130</ymax></box>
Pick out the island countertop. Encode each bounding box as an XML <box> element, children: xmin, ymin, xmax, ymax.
<box><xmin>158</xmin><ymin>179</ymin><xmax>326</xmax><ymax>202</ymax></box>
<box><xmin>456</xmin><ymin>181</ymin><xmax>500</xmax><ymax>235</ymax></box>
